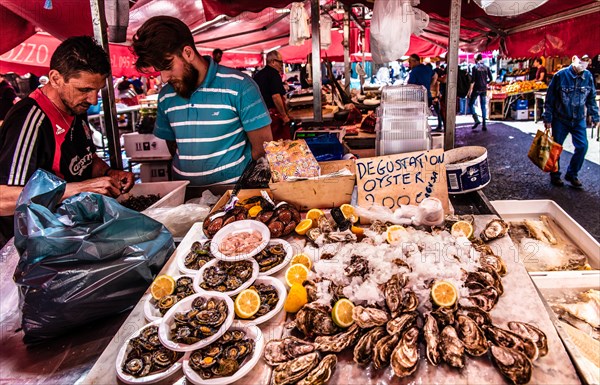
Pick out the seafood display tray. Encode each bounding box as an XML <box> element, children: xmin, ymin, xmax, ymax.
<box><xmin>490</xmin><ymin>199</ymin><xmax>600</xmax><ymax>275</ymax></box>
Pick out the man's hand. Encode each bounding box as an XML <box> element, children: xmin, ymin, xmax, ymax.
<box><xmin>107</xmin><ymin>169</ymin><xmax>135</xmax><ymax>193</ymax></box>
<box><xmin>282</xmin><ymin>115</ymin><xmax>291</xmax><ymax>125</ymax></box>
<box><xmin>466</xmin><ymin>92</ymin><xmax>471</xmax><ymax>99</ymax></box>
<box><xmin>65</xmin><ymin>177</ymin><xmax>122</xmax><ymax>198</ymax></box>
<box><xmin>544</xmin><ymin>122</ymin><xmax>552</xmax><ymax>130</ymax></box>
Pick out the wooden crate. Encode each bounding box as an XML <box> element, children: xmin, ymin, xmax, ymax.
<box><xmin>488</xmin><ymin>99</ymin><xmax>505</xmax><ymax>119</ymax></box>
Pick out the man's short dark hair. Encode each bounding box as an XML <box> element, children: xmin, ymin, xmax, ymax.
<box><xmin>475</xmin><ymin>53</ymin><xmax>483</xmax><ymax>62</ymax></box>
<box><xmin>50</xmin><ymin>36</ymin><xmax>110</xmax><ymax>81</ymax></box>
<box><xmin>410</xmin><ymin>54</ymin><xmax>420</xmax><ymax>62</ymax></box>
<box><xmin>132</xmin><ymin>16</ymin><xmax>198</xmax><ymax>72</ymax></box>
<box><xmin>535</xmin><ymin>58</ymin><xmax>543</xmax><ymax>65</ymax></box>
<box><xmin>212</xmin><ymin>48</ymin><xmax>223</xmax><ymax>56</ymax></box>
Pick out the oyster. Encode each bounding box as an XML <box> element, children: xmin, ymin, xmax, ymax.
<box><xmin>315</xmin><ymin>324</ymin><xmax>362</xmax><ymax>353</ymax></box>
<box><xmin>344</xmin><ymin>255</ymin><xmax>370</xmax><ymax>277</ymax></box>
<box><xmin>385</xmin><ymin>274</ymin><xmax>407</xmax><ymax>316</ymax></box>
<box><xmin>296</xmin><ymin>303</ymin><xmax>339</xmax><ymax>337</ymax></box>
<box><xmin>456</xmin><ymin>306</ymin><xmax>492</xmax><ymax>328</ymax></box>
<box><xmin>456</xmin><ymin>315</ymin><xmax>488</xmax><ymax>357</ymax></box>
<box><xmin>468</xmin><ymin>286</ymin><xmax>499</xmax><ymax>312</ymax></box>
<box><xmin>390</xmin><ymin>326</ymin><xmax>420</xmax><ymax>378</ymax></box>
<box><xmin>317</xmin><ymin>216</ymin><xmax>334</xmax><ymax>233</ymax></box>
<box><xmin>480</xmin><ymin>254</ymin><xmax>507</xmax><ymax>276</ymax></box>
<box><xmin>264</xmin><ymin>336</ymin><xmax>316</xmax><ymax>366</ymax></box>
<box><xmin>307</xmin><ymin>228</ymin><xmax>323</xmax><ymax>243</ymax></box>
<box><xmin>507</xmin><ymin>321</ymin><xmax>548</xmax><ymax>357</ymax></box>
<box><xmin>432</xmin><ymin>304</ymin><xmax>456</xmax><ymax>326</ymax></box>
<box><xmin>423</xmin><ymin>314</ymin><xmax>441</xmax><ymax>366</ymax></box>
<box><xmin>297</xmin><ymin>354</ymin><xmax>337</xmax><ymax>385</ymax></box>
<box><xmin>480</xmin><ymin>219</ymin><xmax>509</xmax><ymax>242</ymax></box>
<box><xmin>485</xmin><ymin>325</ymin><xmax>538</xmax><ymax>361</ymax></box>
<box><xmin>439</xmin><ymin>325</ymin><xmax>465</xmax><ymax>369</ymax></box>
<box><xmin>352</xmin><ymin>306</ymin><xmax>390</xmax><ymax>329</ymax></box>
<box><xmin>327</xmin><ymin>229</ymin><xmax>357</xmax><ymax>243</ymax></box>
<box><xmin>401</xmin><ymin>291</ymin><xmax>419</xmax><ymax>313</ymax></box>
<box><xmin>373</xmin><ymin>333</ymin><xmax>400</xmax><ymax>370</ymax></box>
<box><xmin>353</xmin><ymin>326</ymin><xmax>387</xmax><ymax>365</ymax></box>
<box><xmin>386</xmin><ymin>312</ymin><xmax>418</xmax><ymax>335</ymax></box>
<box><xmin>303</xmin><ymin>280</ymin><xmax>319</xmax><ymax>303</ymax></box>
<box><xmin>490</xmin><ymin>345</ymin><xmax>532</xmax><ymax>385</ymax></box>
<box><xmin>272</xmin><ymin>352</ymin><xmax>320</xmax><ymax>385</ymax></box>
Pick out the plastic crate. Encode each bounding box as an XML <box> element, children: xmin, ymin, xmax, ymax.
<box><xmin>117</xmin><ymin>180</ymin><xmax>189</xmax><ymax>210</ymax></box>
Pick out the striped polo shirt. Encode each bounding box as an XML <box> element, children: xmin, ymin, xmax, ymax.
<box><xmin>155</xmin><ymin>56</ymin><xmax>271</xmax><ymax>186</ymax></box>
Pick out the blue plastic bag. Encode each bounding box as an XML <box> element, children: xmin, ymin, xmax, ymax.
<box><xmin>13</xmin><ymin>170</ymin><xmax>174</xmax><ymax>344</ymax></box>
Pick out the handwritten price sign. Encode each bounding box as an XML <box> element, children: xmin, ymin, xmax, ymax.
<box><xmin>355</xmin><ymin>149</ymin><xmax>449</xmax><ymax>212</ymax></box>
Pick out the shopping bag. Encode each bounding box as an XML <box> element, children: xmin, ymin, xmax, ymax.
<box><xmin>13</xmin><ymin>169</ymin><xmax>174</xmax><ymax>344</ymax></box>
<box><xmin>527</xmin><ymin>128</ymin><xmax>563</xmax><ymax>172</ymax></box>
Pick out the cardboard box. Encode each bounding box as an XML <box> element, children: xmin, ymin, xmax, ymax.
<box><xmin>123</xmin><ymin>133</ymin><xmax>171</xmax><ymax>159</ymax></box>
<box><xmin>140</xmin><ymin>161</ymin><xmax>170</xmax><ymax>182</ymax></box>
<box><xmin>268</xmin><ymin>160</ymin><xmax>356</xmax><ymax>211</ymax></box>
<box><xmin>209</xmin><ymin>189</ymin><xmax>274</xmax><ymax>215</ymax></box>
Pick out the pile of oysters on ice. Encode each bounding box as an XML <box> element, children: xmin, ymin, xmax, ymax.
<box><xmin>263</xmin><ymin>218</ymin><xmax>550</xmax><ymax>385</ymax></box>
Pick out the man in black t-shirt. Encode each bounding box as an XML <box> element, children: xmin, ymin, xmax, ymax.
<box><xmin>254</xmin><ymin>51</ymin><xmax>291</xmax><ymax>140</ymax></box>
<box><xmin>467</xmin><ymin>54</ymin><xmax>493</xmax><ymax>131</ymax></box>
<box><xmin>0</xmin><ymin>36</ymin><xmax>134</xmax><ymax>247</ymax></box>
<box><xmin>0</xmin><ymin>73</ymin><xmax>17</xmax><ymax>123</ymax></box>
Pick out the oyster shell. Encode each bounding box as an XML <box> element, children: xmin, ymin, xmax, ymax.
<box><xmin>385</xmin><ymin>274</ymin><xmax>407</xmax><ymax>316</ymax></box>
<box><xmin>353</xmin><ymin>326</ymin><xmax>387</xmax><ymax>365</ymax></box>
<box><xmin>352</xmin><ymin>306</ymin><xmax>390</xmax><ymax>329</ymax></box>
<box><xmin>390</xmin><ymin>326</ymin><xmax>420</xmax><ymax>378</ymax></box>
<box><xmin>272</xmin><ymin>352</ymin><xmax>320</xmax><ymax>385</ymax></box>
<box><xmin>296</xmin><ymin>303</ymin><xmax>339</xmax><ymax>337</ymax></box>
<box><xmin>485</xmin><ymin>325</ymin><xmax>539</xmax><ymax>361</ymax></box>
<box><xmin>439</xmin><ymin>325</ymin><xmax>465</xmax><ymax>369</ymax></box>
<box><xmin>315</xmin><ymin>324</ymin><xmax>362</xmax><ymax>353</ymax></box>
<box><xmin>456</xmin><ymin>315</ymin><xmax>488</xmax><ymax>357</ymax></box>
<box><xmin>468</xmin><ymin>286</ymin><xmax>499</xmax><ymax>312</ymax></box>
<box><xmin>480</xmin><ymin>219</ymin><xmax>509</xmax><ymax>242</ymax></box>
<box><xmin>490</xmin><ymin>345</ymin><xmax>532</xmax><ymax>385</ymax></box>
<box><xmin>432</xmin><ymin>304</ymin><xmax>456</xmax><ymax>327</ymax></box>
<box><xmin>386</xmin><ymin>312</ymin><xmax>418</xmax><ymax>335</ymax></box>
<box><xmin>401</xmin><ymin>291</ymin><xmax>419</xmax><ymax>313</ymax></box>
<box><xmin>507</xmin><ymin>321</ymin><xmax>548</xmax><ymax>357</ymax></box>
<box><xmin>456</xmin><ymin>306</ymin><xmax>492</xmax><ymax>328</ymax></box>
<box><xmin>372</xmin><ymin>333</ymin><xmax>400</xmax><ymax>370</ymax></box>
<box><xmin>264</xmin><ymin>336</ymin><xmax>316</xmax><ymax>366</ymax></box>
<box><xmin>423</xmin><ymin>314</ymin><xmax>441</xmax><ymax>366</ymax></box>
<box><xmin>297</xmin><ymin>354</ymin><xmax>337</xmax><ymax>385</ymax></box>
<box><xmin>480</xmin><ymin>254</ymin><xmax>507</xmax><ymax>276</ymax></box>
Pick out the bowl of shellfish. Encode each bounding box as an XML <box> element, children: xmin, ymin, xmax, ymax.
<box><xmin>182</xmin><ymin>325</ymin><xmax>265</xmax><ymax>385</ymax></box>
<box><xmin>158</xmin><ymin>293</ymin><xmax>234</xmax><ymax>352</ymax></box>
<box><xmin>144</xmin><ymin>275</ymin><xmax>196</xmax><ymax>322</ymax></box>
<box><xmin>254</xmin><ymin>239</ymin><xmax>293</xmax><ymax>276</ymax></box>
<box><xmin>210</xmin><ymin>220</ymin><xmax>270</xmax><ymax>261</ymax></box>
<box><xmin>116</xmin><ymin>320</ymin><xmax>184</xmax><ymax>384</ymax></box>
<box><xmin>193</xmin><ymin>259</ymin><xmax>259</xmax><ymax>297</ymax></box>
<box><xmin>232</xmin><ymin>276</ymin><xmax>287</xmax><ymax>326</ymax></box>
<box><xmin>178</xmin><ymin>240</ymin><xmax>216</xmax><ymax>275</ymax></box>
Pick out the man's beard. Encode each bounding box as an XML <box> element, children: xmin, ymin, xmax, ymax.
<box><xmin>171</xmin><ymin>62</ymin><xmax>199</xmax><ymax>99</ymax></box>
<box><xmin>59</xmin><ymin>94</ymin><xmax>89</xmax><ymax>116</ymax></box>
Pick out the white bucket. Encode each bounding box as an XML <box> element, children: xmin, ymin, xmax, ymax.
<box><xmin>445</xmin><ymin>146</ymin><xmax>491</xmax><ymax>194</ymax></box>
<box><xmin>431</xmin><ymin>133</ymin><xmax>444</xmax><ymax>149</ymax></box>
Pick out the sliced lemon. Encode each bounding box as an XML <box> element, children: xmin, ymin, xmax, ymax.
<box><xmin>340</xmin><ymin>204</ymin><xmax>359</xmax><ymax>223</ymax></box>
<box><xmin>306</xmin><ymin>208</ymin><xmax>325</xmax><ymax>222</ymax></box>
<box><xmin>295</xmin><ymin>219</ymin><xmax>314</xmax><ymax>235</ymax></box>
<box><xmin>248</xmin><ymin>205</ymin><xmax>262</xmax><ymax>218</ymax></box>
<box><xmin>350</xmin><ymin>225</ymin><xmax>364</xmax><ymax>236</ymax></box>
<box><xmin>285</xmin><ymin>263</ymin><xmax>310</xmax><ymax>287</ymax></box>
<box><xmin>332</xmin><ymin>298</ymin><xmax>355</xmax><ymax>328</ymax></box>
<box><xmin>284</xmin><ymin>283</ymin><xmax>308</xmax><ymax>313</ymax></box>
<box><xmin>431</xmin><ymin>280</ymin><xmax>458</xmax><ymax>307</ymax></box>
<box><xmin>234</xmin><ymin>289</ymin><xmax>261</xmax><ymax>319</ymax></box>
<box><xmin>150</xmin><ymin>275</ymin><xmax>176</xmax><ymax>300</ymax></box>
<box><xmin>451</xmin><ymin>220</ymin><xmax>474</xmax><ymax>239</ymax></box>
<box><xmin>386</xmin><ymin>225</ymin><xmax>407</xmax><ymax>244</ymax></box>
<box><xmin>290</xmin><ymin>253</ymin><xmax>312</xmax><ymax>270</ymax></box>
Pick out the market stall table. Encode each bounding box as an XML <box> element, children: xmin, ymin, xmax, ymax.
<box><xmin>288</xmin><ymin>105</ymin><xmax>338</xmax><ymax>122</ymax></box>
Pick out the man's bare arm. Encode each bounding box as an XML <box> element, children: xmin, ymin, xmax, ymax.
<box><xmin>246</xmin><ymin>125</ymin><xmax>273</xmax><ymax>160</ymax></box>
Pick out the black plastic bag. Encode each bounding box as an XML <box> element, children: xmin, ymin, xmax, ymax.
<box><xmin>238</xmin><ymin>157</ymin><xmax>271</xmax><ymax>189</ymax></box>
<box><xmin>13</xmin><ymin>170</ymin><xmax>174</xmax><ymax>344</ymax></box>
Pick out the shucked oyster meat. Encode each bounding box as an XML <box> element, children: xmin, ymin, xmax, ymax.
<box><xmin>272</xmin><ymin>352</ymin><xmax>319</xmax><ymax>385</ymax></box>
<box><xmin>264</xmin><ymin>336</ymin><xmax>315</xmax><ymax>366</ymax></box>
<box><xmin>480</xmin><ymin>219</ymin><xmax>509</xmax><ymax>242</ymax></box>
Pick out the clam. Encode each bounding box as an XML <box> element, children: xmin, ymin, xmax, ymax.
<box><xmin>272</xmin><ymin>352</ymin><xmax>320</xmax><ymax>385</ymax></box>
<box><xmin>480</xmin><ymin>219</ymin><xmax>509</xmax><ymax>242</ymax></box>
<box><xmin>439</xmin><ymin>325</ymin><xmax>465</xmax><ymax>369</ymax></box>
<box><xmin>507</xmin><ymin>321</ymin><xmax>548</xmax><ymax>357</ymax></box>
<box><xmin>390</xmin><ymin>326</ymin><xmax>420</xmax><ymax>378</ymax></box>
<box><xmin>264</xmin><ymin>336</ymin><xmax>316</xmax><ymax>366</ymax></box>
<box><xmin>490</xmin><ymin>345</ymin><xmax>532</xmax><ymax>385</ymax></box>
<box><xmin>353</xmin><ymin>326</ymin><xmax>387</xmax><ymax>365</ymax></box>
<box><xmin>456</xmin><ymin>315</ymin><xmax>488</xmax><ymax>356</ymax></box>
<box><xmin>315</xmin><ymin>324</ymin><xmax>362</xmax><ymax>353</ymax></box>
<box><xmin>352</xmin><ymin>306</ymin><xmax>390</xmax><ymax>329</ymax></box>
<box><xmin>297</xmin><ymin>354</ymin><xmax>337</xmax><ymax>385</ymax></box>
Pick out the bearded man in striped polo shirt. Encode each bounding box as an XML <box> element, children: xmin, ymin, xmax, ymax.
<box><xmin>132</xmin><ymin>17</ymin><xmax>273</xmax><ymax>186</ymax></box>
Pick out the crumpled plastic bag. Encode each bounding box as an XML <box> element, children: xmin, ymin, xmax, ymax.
<box><xmin>143</xmin><ymin>204</ymin><xmax>211</xmax><ymax>238</ymax></box>
<box><xmin>13</xmin><ymin>169</ymin><xmax>174</xmax><ymax>344</ymax></box>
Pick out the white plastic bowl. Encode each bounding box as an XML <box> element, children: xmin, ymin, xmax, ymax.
<box><xmin>177</xmin><ymin>239</ymin><xmax>214</xmax><ymax>275</ymax></box>
<box><xmin>182</xmin><ymin>324</ymin><xmax>265</xmax><ymax>385</ymax></box>
<box><xmin>144</xmin><ymin>275</ymin><xmax>196</xmax><ymax>322</ymax></box>
<box><xmin>233</xmin><ymin>276</ymin><xmax>287</xmax><ymax>326</ymax></box>
<box><xmin>210</xmin><ymin>220</ymin><xmax>270</xmax><ymax>261</ymax></box>
<box><xmin>158</xmin><ymin>293</ymin><xmax>234</xmax><ymax>352</ymax></box>
<box><xmin>256</xmin><ymin>239</ymin><xmax>294</xmax><ymax>277</ymax></box>
<box><xmin>193</xmin><ymin>258</ymin><xmax>259</xmax><ymax>297</ymax></box>
<box><xmin>115</xmin><ymin>320</ymin><xmax>184</xmax><ymax>384</ymax></box>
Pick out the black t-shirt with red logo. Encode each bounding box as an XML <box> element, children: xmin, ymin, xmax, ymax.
<box><xmin>0</xmin><ymin>88</ymin><xmax>96</xmax><ymax>245</ymax></box>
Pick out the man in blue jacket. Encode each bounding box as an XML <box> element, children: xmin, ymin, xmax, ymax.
<box><xmin>543</xmin><ymin>55</ymin><xmax>599</xmax><ymax>189</ymax></box>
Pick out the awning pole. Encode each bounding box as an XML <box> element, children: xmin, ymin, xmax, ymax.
<box><xmin>90</xmin><ymin>0</ymin><xmax>123</xmax><ymax>169</ymax></box>
<box><xmin>343</xmin><ymin>5</ymin><xmax>351</xmax><ymax>94</ymax></box>
<box><xmin>311</xmin><ymin>0</ymin><xmax>322</xmax><ymax>122</ymax></box>
<box><xmin>444</xmin><ymin>0</ymin><xmax>461</xmax><ymax>151</ymax></box>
